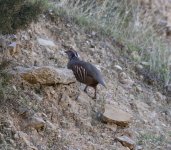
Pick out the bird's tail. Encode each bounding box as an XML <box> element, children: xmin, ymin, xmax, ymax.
<box><xmin>100</xmin><ymin>79</ymin><xmax>107</xmax><ymax>88</ymax></box>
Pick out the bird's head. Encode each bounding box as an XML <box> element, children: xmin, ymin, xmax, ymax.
<box><xmin>65</xmin><ymin>49</ymin><xmax>80</xmax><ymax>61</ymax></box>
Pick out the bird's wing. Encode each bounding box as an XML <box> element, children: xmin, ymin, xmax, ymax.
<box><xmin>72</xmin><ymin>61</ymin><xmax>106</xmax><ymax>87</ymax></box>
<box><xmin>70</xmin><ymin>62</ymin><xmax>88</xmax><ymax>83</ymax></box>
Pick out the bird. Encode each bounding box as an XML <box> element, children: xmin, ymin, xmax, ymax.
<box><xmin>65</xmin><ymin>49</ymin><xmax>106</xmax><ymax>99</ymax></box>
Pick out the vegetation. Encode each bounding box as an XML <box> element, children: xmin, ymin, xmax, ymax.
<box><xmin>0</xmin><ymin>60</ymin><xmax>12</xmax><ymax>102</ymax></box>
<box><xmin>53</xmin><ymin>0</ymin><xmax>170</xmax><ymax>85</ymax></box>
<box><xmin>0</xmin><ymin>0</ymin><xmax>48</xmax><ymax>34</ymax></box>
<box><xmin>138</xmin><ymin>132</ymin><xmax>167</xmax><ymax>149</ymax></box>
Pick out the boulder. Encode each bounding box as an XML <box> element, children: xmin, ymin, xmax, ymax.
<box><xmin>14</xmin><ymin>66</ymin><xmax>76</xmax><ymax>85</ymax></box>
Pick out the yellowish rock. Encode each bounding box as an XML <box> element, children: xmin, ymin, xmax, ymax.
<box><xmin>15</xmin><ymin>66</ymin><xmax>76</xmax><ymax>85</ymax></box>
<box><xmin>102</xmin><ymin>104</ymin><xmax>132</xmax><ymax>127</ymax></box>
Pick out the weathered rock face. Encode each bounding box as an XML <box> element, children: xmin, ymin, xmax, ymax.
<box><xmin>102</xmin><ymin>104</ymin><xmax>133</xmax><ymax>127</ymax></box>
<box><xmin>116</xmin><ymin>135</ymin><xmax>136</xmax><ymax>150</ymax></box>
<box><xmin>14</xmin><ymin>66</ymin><xmax>76</xmax><ymax>85</ymax></box>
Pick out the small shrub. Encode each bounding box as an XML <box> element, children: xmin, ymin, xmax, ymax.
<box><xmin>0</xmin><ymin>0</ymin><xmax>48</xmax><ymax>34</ymax></box>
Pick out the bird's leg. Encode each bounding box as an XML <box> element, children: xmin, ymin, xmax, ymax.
<box><xmin>92</xmin><ymin>86</ymin><xmax>97</xmax><ymax>99</ymax></box>
<box><xmin>84</xmin><ymin>85</ymin><xmax>88</xmax><ymax>93</ymax></box>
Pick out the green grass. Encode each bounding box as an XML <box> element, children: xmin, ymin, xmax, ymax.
<box><xmin>138</xmin><ymin>133</ymin><xmax>165</xmax><ymax>143</ymax></box>
<box><xmin>51</xmin><ymin>0</ymin><xmax>170</xmax><ymax>85</ymax></box>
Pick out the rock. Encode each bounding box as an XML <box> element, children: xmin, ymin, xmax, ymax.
<box><xmin>135</xmin><ymin>85</ymin><xmax>142</xmax><ymax>93</ymax></box>
<box><xmin>135</xmin><ymin>100</ymin><xmax>150</xmax><ymax>110</ymax></box>
<box><xmin>14</xmin><ymin>66</ymin><xmax>76</xmax><ymax>85</ymax></box>
<box><xmin>135</xmin><ymin>64</ymin><xmax>143</xmax><ymax>71</ymax></box>
<box><xmin>139</xmin><ymin>75</ymin><xmax>144</xmax><ymax>80</ymax></box>
<box><xmin>8</xmin><ymin>42</ymin><xmax>20</xmax><ymax>56</ymax></box>
<box><xmin>10</xmin><ymin>34</ymin><xmax>17</xmax><ymax>41</ymax></box>
<box><xmin>102</xmin><ymin>104</ymin><xmax>132</xmax><ymax>127</ymax></box>
<box><xmin>8</xmin><ymin>42</ymin><xmax>17</xmax><ymax>54</ymax></box>
<box><xmin>119</xmin><ymin>72</ymin><xmax>134</xmax><ymax>86</ymax></box>
<box><xmin>116</xmin><ymin>142</ymin><xmax>130</xmax><ymax>150</ymax></box>
<box><xmin>106</xmin><ymin>123</ymin><xmax>117</xmax><ymax>132</ymax></box>
<box><xmin>158</xmin><ymin>19</ymin><xmax>167</xmax><ymax>27</ymax></box>
<box><xmin>37</xmin><ymin>38</ymin><xmax>55</xmax><ymax>47</ymax></box>
<box><xmin>117</xmin><ymin>147</ymin><xmax>130</xmax><ymax>150</ymax></box>
<box><xmin>140</xmin><ymin>61</ymin><xmax>150</xmax><ymax>66</ymax></box>
<box><xmin>92</xmin><ymin>31</ymin><xmax>96</xmax><ymax>36</ymax></box>
<box><xmin>116</xmin><ymin>135</ymin><xmax>136</xmax><ymax>150</ymax></box>
<box><xmin>136</xmin><ymin>145</ymin><xmax>143</xmax><ymax>150</ymax></box>
<box><xmin>26</xmin><ymin>114</ymin><xmax>45</xmax><ymax>130</ymax></box>
<box><xmin>114</xmin><ymin>65</ymin><xmax>123</xmax><ymax>72</ymax></box>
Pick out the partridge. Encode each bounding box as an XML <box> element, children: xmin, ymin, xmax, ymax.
<box><xmin>65</xmin><ymin>49</ymin><xmax>106</xmax><ymax>99</ymax></box>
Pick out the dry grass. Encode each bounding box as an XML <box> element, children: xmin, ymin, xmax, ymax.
<box><xmin>51</xmin><ymin>0</ymin><xmax>170</xmax><ymax>85</ymax></box>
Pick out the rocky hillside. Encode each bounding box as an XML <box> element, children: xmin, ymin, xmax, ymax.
<box><xmin>0</xmin><ymin>9</ymin><xmax>171</xmax><ymax>150</ymax></box>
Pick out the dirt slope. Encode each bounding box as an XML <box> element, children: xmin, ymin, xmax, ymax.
<box><xmin>0</xmin><ymin>12</ymin><xmax>171</xmax><ymax>150</ymax></box>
